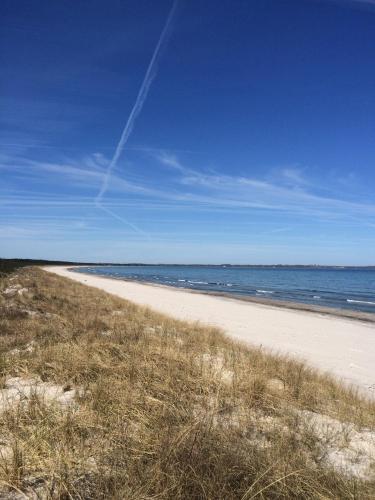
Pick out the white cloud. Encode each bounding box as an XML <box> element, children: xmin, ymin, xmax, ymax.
<box><xmin>155</xmin><ymin>152</ymin><xmax>375</xmax><ymax>220</ymax></box>
<box><xmin>2</xmin><ymin>150</ymin><xmax>375</xmax><ymax>227</ymax></box>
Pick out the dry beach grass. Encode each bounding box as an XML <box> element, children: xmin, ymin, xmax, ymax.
<box><xmin>0</xmin><ymin>266</ymin><xmax>374</xmax><ymax>498</ymax></box>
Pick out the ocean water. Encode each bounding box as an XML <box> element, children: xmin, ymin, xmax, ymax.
<box><xmin>75</xmin><ymin>265</ymin><xmax>375</xmax><ymax>314</ymax></box>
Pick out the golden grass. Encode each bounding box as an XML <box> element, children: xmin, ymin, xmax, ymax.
<box><xmin>0</xmin><ymin>267</ymin><xmax>374</xmax><ymax>499</ymax></box>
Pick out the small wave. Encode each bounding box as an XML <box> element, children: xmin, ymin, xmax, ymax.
<box><xmin>313</xmin><ymin>295</ymin><xmax>321</xmax><ymax>299</ymax></box>
<box><xmin>188</xmin><ymin>280</ymin><xmax>209</xmax><ymax>285</ymax></box>
<box><xmin>226</xmin><ymin>283</ymin><xmax>233</xmax><ymax>287</ymax></box>
<box><xmin>178</xmin><ymin>279</ymin><xmax>186</xmax><ymax>282</ymax></box>
<box><xmin>256</xmin><ymin>290</ymin><xmax>274</xmax><ymax>294</ymax></box>
<box><xmin>347</xmin><ymin>299</ymin><xmax>375</xmax><ymax>306</ymax></box>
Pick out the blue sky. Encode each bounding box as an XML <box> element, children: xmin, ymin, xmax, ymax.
<box><xmin>1</xmin><ymin>0</ymin><xmax>375</xmax><ymax>264</ymax></box>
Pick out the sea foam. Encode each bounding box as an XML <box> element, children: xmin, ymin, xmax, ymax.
<box><xmin>347</xmin><ymin>299</ymin><xmax>375</xmax><ymax>306</ymax></box>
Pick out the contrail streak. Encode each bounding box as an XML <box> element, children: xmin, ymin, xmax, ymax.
<box><xmin>99</xmin><ymin>204</ymin><xmax>150</xmax><ymax>239</ymax></box>
<box><xmin>95</xmin><ymin>0</ymin><xmax>179</xmax><ymax>210</ymax></box>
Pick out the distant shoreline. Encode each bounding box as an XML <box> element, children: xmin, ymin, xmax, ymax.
<box><xmin>68</xmin><ymin>266</ymin><xmax>375</xmax><ymax>324</ymax></box>
<box><xmin>68</xmin><ymin>263</ymin><xmax>375</xmax><ymax>270</ymax></box>
<box><xmin>1</xmin><ymin>258</ymin><xmax>375</xmax><ymax>270</ymax></box>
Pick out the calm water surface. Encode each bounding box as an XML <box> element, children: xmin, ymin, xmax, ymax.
<box><xmin>75</xmin><ymin>266</ymin><xmax>375</xmax><ymax>314</ymax></box>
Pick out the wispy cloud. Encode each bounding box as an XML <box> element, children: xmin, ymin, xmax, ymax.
<box><xmin>2</xmin><ymin>149</ymin><xmax>375</xmax><ymax>227</ymax></box>
<box><xmin>0</xmin><ymin>143</ymin><xmax>200</xmax><ymax>155</ymax></box>
<box><xmin>155</xmin><ymin>152</ymin><xmax>375</xmax><ymax>220</ymax></box>
<box><xmin>0</xmin><ymin>154</ymin><xmax>160</xmax><ymax>197</ymax></box>
<box><xmin>278</xmin><ymin>167</ymin><xmax>309</xmax><ymax>187</ymax></box>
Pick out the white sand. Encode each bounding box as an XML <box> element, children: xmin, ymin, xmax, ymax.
<box><xmin>45</xmin><ymin>266</ymin><xmax>375</xmax><ymax>398</ymax></box>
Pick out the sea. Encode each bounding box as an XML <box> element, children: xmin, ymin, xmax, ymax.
<box><xmin>74</xmin><ymin>265</ymin><xmax>375</xmax><ymax>314</ymax></box>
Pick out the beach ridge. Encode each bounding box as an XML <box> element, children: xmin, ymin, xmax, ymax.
<box><xmin>45</xmin><ymin>266</ymin><xmax>375</xmax><ymax>398</ymax></box>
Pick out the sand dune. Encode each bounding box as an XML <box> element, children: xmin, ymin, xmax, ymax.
<box><xmin>45</xmin><ymin>266</ymin><xmax>375</xmax><ymax>398</ymax></box>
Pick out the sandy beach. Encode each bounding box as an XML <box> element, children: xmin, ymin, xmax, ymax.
<box><xmin>45</xmin><ymin>266</ymin><xmax>375</xmax><ymax>398</ymax></box>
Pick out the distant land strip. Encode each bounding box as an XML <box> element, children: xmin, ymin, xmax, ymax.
<box><xmin>1</xmin><ymin>258</ymin><xmax>374</xmax><ymax>271</ymax></box>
